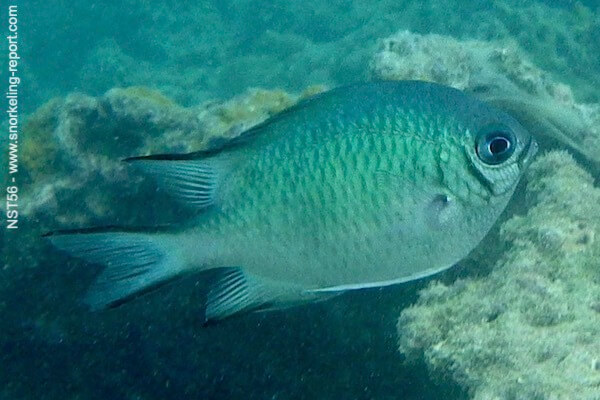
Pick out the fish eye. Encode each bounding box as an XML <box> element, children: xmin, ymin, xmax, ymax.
<box><xmin>475</xmin><ymin>127</ymin><xmax>516</xmax><ymax>165</ymax></box>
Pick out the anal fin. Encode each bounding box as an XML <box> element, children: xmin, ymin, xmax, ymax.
<box><xmin>204</xmin><ymin>267</ymin><xmax>329</xmax><ymax>323</ymax></box>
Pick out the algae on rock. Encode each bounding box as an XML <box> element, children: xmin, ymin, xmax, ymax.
<box><xmin>398</xmin><ymin>151</ymin><xmax>600</xmax><ymax>399</ymax></box>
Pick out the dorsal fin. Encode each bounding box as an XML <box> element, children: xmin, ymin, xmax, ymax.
<box><xmin>198</xmin><ymin>89</ymin><xmax>331</xmax><ymax>155</ymax></box>
<box><xmin>130</xmin><ymin>88</ymin><xmax>331</xmax><ymax>162</ymax></box>
<box><xmin>125</xmin><ymin>155</ymin><xmax>227</xmax><ymax>210</ymax></box>
<box><xmin>122</xmin><ymin>86</ymin><xmax>348</xmax><ymax>210</ymax></box>
<box><xmin>122</xmin><ymin>91</ymin><xmax>330</xmax><ymax>210</ymax></box>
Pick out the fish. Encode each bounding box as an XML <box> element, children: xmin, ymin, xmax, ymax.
<box><xmin>46</xmin><ymin>81</ymin><xmax>537</xmax><ymax>323</ymax></box>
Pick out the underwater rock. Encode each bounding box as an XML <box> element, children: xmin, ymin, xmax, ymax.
<box><xmin>370</xmin><ymin>31</ymin><xmax>600</xmax><ymax>170</ymax></box>
<box><xmin>398</xmin><ymin>151</ymin><xmax>600</xmax><ymax>399</ymax></box>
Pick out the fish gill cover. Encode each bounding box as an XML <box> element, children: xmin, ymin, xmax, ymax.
<box><xmin>1</xmin><ymin>1</ymin><xmax>599</xmax><ymax>399</ymax></box>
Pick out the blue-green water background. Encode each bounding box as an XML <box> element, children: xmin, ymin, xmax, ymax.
<box><xmin>2</xmin><ymin>1</ymin><xmax>599</xmax><ymax>398</ymax></box>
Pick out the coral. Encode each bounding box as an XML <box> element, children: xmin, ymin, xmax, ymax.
<box><xmin>398</xmin><ymin>151</ymin><xmax>600</xmax><ymax>399</ymax></box>
<box><xmin>370</xmin><ymin>31</ymin><xmax>600</xmax><ymax>169</ymax></box>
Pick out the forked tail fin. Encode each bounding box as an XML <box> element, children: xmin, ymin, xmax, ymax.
<box><xmin>45</xmin><ymin>228</ymin><xmax>186</xmax><ymax>310</ymax></box>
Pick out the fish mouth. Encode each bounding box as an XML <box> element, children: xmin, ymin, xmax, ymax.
<box><xmin>519</xmin><ymin>135</ymin><xmax>538</xmax><ymax>169</ymax></box>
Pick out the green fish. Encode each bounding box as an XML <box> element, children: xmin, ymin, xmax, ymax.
<box><xmin>47</xmin><ymin>81</ymin><xmax>537</xmax><ymax>322</ymax></box>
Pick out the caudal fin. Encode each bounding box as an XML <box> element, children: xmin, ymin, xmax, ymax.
<box><xmin>45</xmin><ymin>228</ymin><xmax>185</xmax><ymax>310</ymax></box>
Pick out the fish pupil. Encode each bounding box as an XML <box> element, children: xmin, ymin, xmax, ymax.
<box><xmin>475</xmin><ymin>126</ymin><xmax>516</xmax><ymax>165</ymax></box>
<box><xmin>488</xmin><ymin>136</ymin><xmax>510</xmax><ymax>155</ymax></box>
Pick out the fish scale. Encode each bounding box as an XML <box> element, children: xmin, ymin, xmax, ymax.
<box><xmin>214</xmin><ymin>124</ymin><xmax>448</xmax><ymax>283</ymax></box>
<box><xmin>204</xmin><ymin>86</ymin><xmax>524</xmax><ymax>287</ymax></box>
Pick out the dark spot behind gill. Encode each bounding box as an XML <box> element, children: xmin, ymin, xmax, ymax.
<box><xmin>425</xmin><ymin>193</ymin><xmax>452</xmax><ymax>230</ymax></box>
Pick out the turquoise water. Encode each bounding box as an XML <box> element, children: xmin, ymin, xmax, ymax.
<box><xmin>2</xmin><ymin>1</ymin><xmax>599</xmax><ymax>399</ymax></box>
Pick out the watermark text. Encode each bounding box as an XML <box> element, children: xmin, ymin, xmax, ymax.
<box><xmin>5</xmin><ymin>4</ymin><xmax>19</xmax><ymax>229</ymax></box>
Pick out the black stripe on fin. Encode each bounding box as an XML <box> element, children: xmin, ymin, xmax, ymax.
<box><xmin>43</xmin><ymin>224</ymin><xmax>175</xmax><ymax>238</ymax></box>
<box><xmin>124</xmin><ymin>88</ymin><xmax>328</xmax><ymax>162</ymax></box>
<box><xmin>123</xmin><ymin>152</ymin><xmax>208</xmax><ymax>162</ymax></box>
